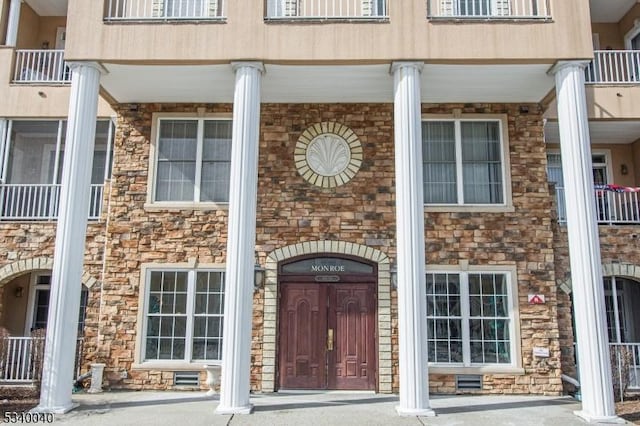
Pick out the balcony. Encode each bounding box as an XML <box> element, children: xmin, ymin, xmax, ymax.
<box><xmin>427</xmin><ymin>0</ymin><xmax>551</xmax><ymax>19</ymax></box>
<box><xmin>585</xmin><ymin>50</ymin><xmax>640</xmax><ymax>85</ymax></box>
<box><xmin>105</xmin><ymin>0</ymin><xmax>225</xmax><ymax>21</ymax></box>
<box><xmin>0</xmin><ymin>184</ymin><xmax>104</xmax><ymax>221</ymax></box>
<box><xmin>265</xmin><ymin>0</ymin><xmax>388</xmax><ymax>20</ymax></box>
<box><xmin>555</xmin><ymin>187</ymin><xmax>640</xmax><ymax>225</ymax></box>
<box><xmin>12</xmin><ymin>50</ymin><xmax>70</xmax><ymax>84</ymax></box>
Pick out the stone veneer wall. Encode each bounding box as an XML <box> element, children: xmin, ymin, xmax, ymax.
<box><xmin>82</xmin><ymin>102</ymin><xmax>563</xmax><ymax>394</ymax></box>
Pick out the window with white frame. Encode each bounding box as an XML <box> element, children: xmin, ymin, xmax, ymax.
<box><xmin>422</xmin><ymin>120</ymin><xmax>504</xmax><ymax>205</ymax></box>
<box><xmin>426</xmin><ymin>271</ymin><xmax>514</xmax><ymax>366</ymax></box>
<box><xmin>154</xmin><ymin>118</ymin><xmax>232</xmax><ymax>203</ymax></box>
<box><xmin>143</xmin><ymin>269</ymin><xmax>225</xmax><ymax>362</ymax></box>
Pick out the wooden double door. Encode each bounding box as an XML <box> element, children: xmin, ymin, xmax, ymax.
<box><xmin>278</xmin><ymin>282</ymin><xmax>376</xmax><ymax>390</ymax></box>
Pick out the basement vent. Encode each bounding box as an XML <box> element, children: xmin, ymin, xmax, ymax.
<box><xmin>174</xmin><ymin>371</ymin><xmax>200</xmax><ymax>387</ymax></box>
<box><xmin>455</xmin><ymin>374</ymin><xmax>483</xmax><ymax>391</ymax></box>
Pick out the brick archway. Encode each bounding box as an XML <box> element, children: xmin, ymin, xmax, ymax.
<box><xmin>559</xmin><ymin>263</ymin><xmax>640</xmax><ymax>294</ymax></box>
<box><xmin>260</xmin><ymin>241</ymin><xmax>392</xmax><ymax>393</ymax></box>
<box><xmin>0</xmin><ymin>257</ymin><xmax>99</xmax><ymax>289</ymax></box>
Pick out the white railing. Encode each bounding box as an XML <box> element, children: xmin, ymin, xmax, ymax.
<box><xmin>13</xmin><ymin>50</ymin><xmax>70</xmax><ymax>84</ymax></box>
<box><xmin>0</xmin><ymin>336</ymin><xmax>84</xmax><ymax>383</ymax></box>
<box><xmin>0</xmin><ymin>184</ymin><xmax>104</xmax><ymax>220</ymax></box>
<box><xmin>610</xmin><ymin>343</ymin><xmax>640</xmax><ymax>393</ymax></box>
<box><xmin>555</xmin><ymin>187</ymin><xmax>640</xmax><ymax>225</ymax></box>
<box><xmin>105</xmin><ymin>0</ymin><xmax>225</xmax><ymax>20</ymax></box>
<box><xmin>0</xmin><ymin>337</ymin><xmax>44</xmax><ymax>383</ymax></box>
<box><xmin>428</xmin><ymin>0</ymin><xmax>550</xmax><ymax>19</ymax></box>
<box><xmin>585</xmin><ymin>50</ymin><xmax>640</xmax><ymax>84</ymax></box>
<box><xmin>266</xmin><ymin>0</ymin><xmax>388</xmax><ymax>19</ymax></box>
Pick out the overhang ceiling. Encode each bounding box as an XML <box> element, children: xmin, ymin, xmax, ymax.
<box><xmin>589</xmin><ymin>0</ymin><xmax>637</xmax><ymax>23</ymax></box>
<box><xmin>26</xmin><ymin>0</ymin><xmax>68</xmax><ymax>16</ymax></box>
<box><xmin>99</xmin><ymin>63</ymin><xmax>555</xmax><ymax>104</ymax></box>
<box><xmin>545</xmin><ymin>120</ymin><xmax>640</xmax><ymax>144</ymax></box>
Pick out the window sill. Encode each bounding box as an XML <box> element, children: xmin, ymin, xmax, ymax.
<box><xmin>143</xmin><ymin>202</ymin><xmax>229</xmax><ymax>211</ymax></box>
<box><xmin>132</xmin><ymin>362</ymin><xmax>221</xmax><ymax>371</ymax></box>
<box><xmin>425</xmin><ymin>205</ymin><xmax>515</xmax><ymax>213</ymax></box>
<box><xmin>428</xmin><ymin>365</ymin><xmax>525</xmax><ymax>375</ymax></box>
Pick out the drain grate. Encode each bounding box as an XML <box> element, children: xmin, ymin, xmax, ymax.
<box><xmin>174</xmin><ymin>371</ymin><xmax>200</xmax><ymax>387</ymax></box>
<box><xmin>455</xmin><ymin>374</ymin><xmax>483</xmax><ymax>391</ymax></box>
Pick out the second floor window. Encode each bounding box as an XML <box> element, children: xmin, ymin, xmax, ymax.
<box><xmin>154</xmin><ymin>119</ymin><xmax>232</xmax><ymax>203</ymax></box>
<box><xmin>422</xmin><ymin>120</ymin><xmax>504</xmax><ymax>205</ymax></box>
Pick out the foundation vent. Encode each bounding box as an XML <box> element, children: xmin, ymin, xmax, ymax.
<box><xmin>455</xmin><ymin>374</ymin><xmax>483</xmax><ymax>391</ymax></box>
<box><xmin>174</xmin><ymin>371</ymin><xmax>200</xmax><ymax>387</ymax></box>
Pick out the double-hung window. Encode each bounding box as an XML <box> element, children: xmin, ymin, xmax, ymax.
<box><xmin>154</xmin><ymin>118</ymin><xmax>232</xmax><ymax>203</ymax></box>
<box><xmin>426</xmin><ymin>271</ymin><xmax>515</xmax><ymax>366</ymax></box>
<box><xmin>422</xmin><ymin>119</ymin><xmax>505</xmax><ymax>205</ymax></box>
<box><xmin>143</xmin><ymin>269</ymin><xmax>225</xmax><ymax>362</ymax></box>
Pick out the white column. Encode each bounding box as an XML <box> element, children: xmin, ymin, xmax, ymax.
<box><xmin>391</xmin><ymin>61</ymin><xmax>434</xmax><ymax>417</ymax></box>
<box><xmin>215</xmin><ymin>62</ymin><xmax>263</xmax><ymax>415</ymax></box>
<box><xmin>551</xmin><ymin>61</ymin><xmax>622</xmax><ymax>424</ymax></box>
<box><xmin>36</xmin><ymin>62</ymin><xmax>102</xmax><ymax>414</ymax></box>
<box><xmin>5</xmin><ymin>0</ymin><xmax>22</xmax><ymax>47</ymax></box>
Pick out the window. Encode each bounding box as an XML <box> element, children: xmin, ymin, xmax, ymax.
<box><xmin>143</xmin><ymin>269</ymin><xmax>225</xmax><ymax>362</ymax></box>
<box><xmin>454</xmin><ymin>0</ymin><xmax>511</xmax><ymax>16</ymax></box>
<box><xmin>423</xmin><ymin>120</ymin><xmax>504</xmax><ymax>205</ymax></box>
<box><xmin>154</xmin><ymin>119</ymin><xmax>231</xmax><ymax>203</ymax></box>
<box><xmin>426</xmin><ymin>272</ymin><xmax>514</xmax><ymax>366</ymax></box>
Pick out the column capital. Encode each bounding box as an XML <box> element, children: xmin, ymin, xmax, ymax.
<box><xmin>548</xmin><ymin>60</ymin><xmax>591</xmax><ymax>76</ymax></box>
<box><xmin>390</xmin><ymin>61</ymin><xmax>424</xmax><ymax>75</ymax></box>
<box><xmin>66</xmin><ymin>61</ymin><xmax>108</xmax><ymax>75</ymax></box>
<box><xmin>231</xmin><ymin>61</ymin><xmax>265</xmax><ymax>74</ymax></box>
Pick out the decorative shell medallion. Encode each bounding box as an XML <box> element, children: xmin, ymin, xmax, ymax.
<box><xmin>294</xmin><ymin>122</ymin><xmax>363</xmax><ymax>188</ymax></box>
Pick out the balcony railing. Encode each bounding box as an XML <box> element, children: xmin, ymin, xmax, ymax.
<box><xmin>428</xmin><ymin>0</ymin><xmax>551</xmax><ymax>19</ymax></box>
<box><xmin>585</xmin><ymin>50</ymin><xmax>640</xmax><ymax>84</ymax></box>
<box><xmin>555</xmin><ymin>187</ymin><xmax>640</xmax><ymax>225</ymax></box>
<box><xmin>13</xmin><ymin>50</ymin><xmax>70</xmax><ymax>84</ymax></box>
<box><xmin>105</xmin><ymin>0</ymin><xmax>225</xmax><ymax>21</ymax></box>
<box><xmin>0</xmin><ymin>184</ymin><xmax>104</xmax><ymax>221</ymax></box>
<box><xmin>0</xmin><ymin>336</ymin><xmax>84</xmax><ymax>384</ymax></box>
<box><xmin>265</xmin><ymin>0</ymin><xmax>388</xmax><ymax>19</ymax></box>
<box><xmin>610</xmin><ymin>343</ymin><xmax>640</xmax><ymax>393</ymax></box>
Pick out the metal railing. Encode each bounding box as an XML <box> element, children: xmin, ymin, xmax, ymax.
<box><xmin>428</xmin><ymin>0</ymin><xmax>550</xmax><ymax>19</ymax></box>
<box><xmin>105</xmin><ymin>0</ymin><xmax>225</xmax><ymax>20</ymax></box>
<box><xmin>0</xmin><ymin>336</ymin><xmax>85</xmax><ymax>384</ymax></box>
<box><xmin>13</xmin><ymin>50</ymin><xmax>70</xmax><ymax>84</ymax></box>
<box><xmin>585</xmin><ymin>50</ymin><xmax>640</xmax><ymax>84</ymax></box>
<box><xmin>265</xmin><ymin>0</ymin><xmax>388</xmax><ymax>19</ymax></box>
<box><xmin>555</xmin><ymin>187</ymin><xmax>640</xmax><ymax>225</ymax></box>
<box><xmin>0</xmin><ymin>184</ymin><xmax>104</xmax><ymax>220</ymax></box>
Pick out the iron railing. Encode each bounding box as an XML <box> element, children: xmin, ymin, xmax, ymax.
<box><xmin>265</xmin><ymin>0</ymin><xmax>387</xmax><ymax>19</ymax></box>
<box><xmin>555</xmin><ymin>187</ymin><xmax>640</xmax><ymax>225</ymax></box>
<box><xmin>0</xmin><ymin>184</ymin><xmax>104</xmax><ymax>220</ymax></box>
<box><xmin>105</xmin><ymin>0</ymin><xmax>225</xmax><ymax>20</ymax></box>
<box><xmin>428</xmin><ymin>0</ymin><xmax>551</xmax><ymax>19</ymax></box>
<box><xmin>585</xmin><ymin>50</ymin><xmax>640</xmax><ymax>84</ymax></box>
<box><xmin>13</xmin><ymin>50</ymin><xmax>70</xmax><ymax>84</ymax></box>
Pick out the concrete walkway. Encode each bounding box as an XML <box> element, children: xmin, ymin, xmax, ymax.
<box><xmin>53</xmin><ymin>391</ymin><xmax>599</xmax><ymax>426</ymax></box>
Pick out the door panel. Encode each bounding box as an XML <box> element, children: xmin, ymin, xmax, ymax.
<box><xmin>279</xmin><ymin>284</ymin><xmax>327</xmax><ymax>389</ymax></box>
<box><xmin>329</xmin><ymin>285</ymin><xmax>376</xmax><ymax>390</ymax></box>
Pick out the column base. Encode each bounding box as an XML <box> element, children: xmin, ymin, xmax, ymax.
<box><xmin>396</xmin><ymin>406</ymin><xmax>436</xmax><ymax>417</ymax></box>
<box><xmin>31</xmin><ymin>402</ymin><xmax>79</xmax><ymax>414</ymax></box>
<box><xmin>574</xmin><ymin>410</ymin><xmax>626</xmax><ymax>424</ymax></box>
<box><xmin>215</xmin><ymin>403</ymin><xmax>254</xmax><ymax>415</ymax></box>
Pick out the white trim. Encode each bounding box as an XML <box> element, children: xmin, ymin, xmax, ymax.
<box><xmin>624</xmin><ymin>20</ymin><xmax>640</xmax><ymax>50</ymax></box>
<box><xmin>24</xmin><ymin>272</ymin><xmax>49</xmax><ymax>335</ymax></box>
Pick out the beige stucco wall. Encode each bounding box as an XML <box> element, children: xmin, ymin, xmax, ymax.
<box><xmin>546</xmin><ymin>86</ymin><xmax>640</xmax><ymax>120</ymax></box>
<box><xmin>64</xmin><ymin>0</ymin><xmax>593</xmax><ymax>63</ymax></box>
<box><xmin>634</xmin><ymin>138</ymin><xmax>640</xmax><ymax>185</ymax></box>
<box><xmin>0</xmin><ymin>48</ymin><xmax>114</xmax><ymax>117</ymax></box>
<box><xmin>0</xmin><ymin>0</ymin><xmax>9</xmax><ymax>45</ymax></box>
<box><xmin>591</xmin><ymin>23</ymin><xmax>623</xmax><ymax>49</ymax></box>
<box><xmin>15</xmin><ymin>2</ymin><xmax>38</xmax><ymax>49</ymax></box>
<box><xmin>1</xmin><ymin>273</ymin><xmax>29</xmax><ymax>336</ymax></box>
<box><xmin>619</xmin><ymin>4</ymin><xmax>640</xmax><ymax>44</ymax></box>
<box><xmin>37</xmin><ymin>17</ymin><xmax>66</xmax><ymax>49</ymax></box>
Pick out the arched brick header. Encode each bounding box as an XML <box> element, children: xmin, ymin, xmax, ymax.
<box><xmin>260</xmin><ymin>240</ymin><xmax>392</xmax><ymax>393</ymax></box>
<box><xmin>559</xmin><ymin>263</ymin><xmax>640</xmax><ymax>294</ymax></box>
<box><xmin>0</xmin><ymin>257</ymin><xmax>99</xmax><ymax>289</ymax></box>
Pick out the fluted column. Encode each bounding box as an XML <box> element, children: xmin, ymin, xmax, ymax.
<box><xmin>391</xmin><ymin>61</ymin><xmax>434</xmax><ymax>417</ymax></box>
<box><xmin>215</xmin><ymin>62</ymin><xmax>263</xmax><ymax>415</ymax></box>
<box><xmin>36</xmin><ymin>62</ymin><xmax>102</xmax><ymax>413</ymax></box>
<box><xmin>551</xmin><ymin>61</ymin><xmax>622</xmax><ymax>423</ymax></box>
<box><xmin>5</xmin><ymin>0</ymin><xmax>22</xmax><ymax>46</ymax></box>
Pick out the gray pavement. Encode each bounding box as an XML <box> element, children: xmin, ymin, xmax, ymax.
<box><xmin>52</xmin><ymin>390</ymin><xmax>604</xmax><ymax>425</ymax></box>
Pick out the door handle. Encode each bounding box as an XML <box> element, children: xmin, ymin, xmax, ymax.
<box><xmin>327</xmin><ymin>328</ymin><xmax>334</xmax><ymax>351</ymax></box>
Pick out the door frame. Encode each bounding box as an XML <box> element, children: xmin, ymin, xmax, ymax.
<box><xmin>276</xmin><ymin>253</ymin><xmax>378</xmax><ymax>391</ymax></box>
